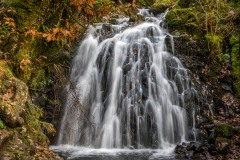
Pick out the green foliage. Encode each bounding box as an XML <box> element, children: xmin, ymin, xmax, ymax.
<box><xmin>0</xmin><ymin>118</ymin><xmax>6</xmax><ymax>129</ymax></box>
<box><xmin>31</xmin><ymin>69</ymin><xmax>47</xmax><ymax>91</ymax></box>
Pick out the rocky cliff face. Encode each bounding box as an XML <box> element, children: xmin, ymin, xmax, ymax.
<box><xmin>0</xmin><ymin>61</ymin><xmax>62</xmax><ymax>159</ymax></box>
<box><xmin>170</xmin><ymin>34</ymin><xmax>240</xmax><ymax>160</ymax></box>
<box><xmin>158</xmin><ymin>3</ymin><xmax>240</xmax><ymax>158</ymax></box>
<box><xmin>151</xmin><ymin>1</ymin><xmax>240</xmax><ymax>159</ymax></box>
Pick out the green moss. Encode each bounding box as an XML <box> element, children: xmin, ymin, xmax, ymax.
<box><xmin>24</xmin><ymin>102</ymin><xmax>50</xmax><ymax>145</ymax></box>
<box><xmin>228</xmin><ymin>0</ymin><xmax>240</xmax><ymax>7</ymax></box>
<box><xmin>215</xmin><ymin>137</ymin><xmax>231</xmax><ymax>153</ymax></box>
<box><xmin>177</xmin><ymin>0</ymin><xmax>193</xmax><ymax>8</ymax></box>
<box><xmin>208</xmin><ymin>58</ymin><xmax>222</xmax><ymax>82</ymax></box>
<box><xmin>12</xmin><ymin>0</ymin><xmax>50</xmax><ymax>32</ymax></box>
<box><xmin>165</xmin><ymin>8</ymin><xmax>199</xmax><ymax>35</ymax></box>
<box><xmin>0</xmin><ymin>118</ymin><xmax>6</xmax><ymax>129</ymax></box>
<box><xmin>215</xmin><ymin>123</ymin><xmax>234</xmax><ymax>138</ymax></box>
<box><xmin>230</xmin><ymin>32</ymin><xmax>239</xmax><ymax>45</ymax></box>
<box><xmin>205</xmin><ymin>34</ymin><xmax>223</xmax><ymax>60</ymax></box>
<box><xmin>31</xmin><ymin>69</ymin><xmax>47</xmax><ymax>90</ymax></box>
<box><xmin>151</xmin><ymin>0</ymin><xmax>176</xmax><ymax>12</ymax></box>
<box><xmin>231</xmin><ymin>44</ymin><xmax>240</xmax><ymax>75</ymax></box>
<box><xmin>137</xmin><ymin>0</ymin><xmax>155</xmax><ymax>6</ymax></box>
<box><xmin>205</xmin><ymin>34</ymin><xmax>223</xmax><ymax>46</ymax></box>
<box><xmin>229</xmin><ymin>31</ymin><xmax>240</xmax><ymax>96</ymax></box>
<box><xmin>223</xmin><ymin>54</ymin><xmax>230</xmax><ymax>62</ymax></box>
<box><xmin>0</xmin><ymin>60</ymin><xmax>13</xmax><ymax>77</ymax></box>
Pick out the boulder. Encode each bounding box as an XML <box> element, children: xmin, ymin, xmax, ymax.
<box><xmin>0</xmin><ymin>130</ymin><xmax>11</xmax><ymax>148</ymax></box>
<box><xmin>215</xmin><ymin>123</ymin><xmax>234</xmax><ymax>139</ymax></box>
<box><xmin>215</xmin><ymin>137</ymin><xmax>231</xmax><ymax>153</ymax></box>
<box><xmin>0</xmin><ymin>62</ymin><xmax>27</xmax><ymax>128</ymax></box>
<box><xmin>175</xmin><ymin>143</ymin><xmax>187</xmax><ymax>154</ymax></box>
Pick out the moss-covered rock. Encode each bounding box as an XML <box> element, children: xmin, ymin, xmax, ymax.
<box><xmin>215</xmin><ymin>123</ymin><xmax>234</xmax><ymax>138</ymax></box>
<box><xmin>0</xmin><ymin>61</ymin><xmax>27</xmax><ymax>128</ymax></box>
<box><xmin>0</xmin><ymin>61</ymin><xmax>61</xmax><ymax>159</ymax></box>
<box><xmin>151</xmin><ymin>0</ymin><xmax>176</xmax><ymax>13</ymax></box>
<box><xmin>0</xmin><ymin>118</ymin><xmax>6</xmax><ymax>129</ymax></box>
<box><xmin>165</xmin><ymin>8</ymin><xmax>199</xmax><ymax>35</ymax></box>
<box><xmin>229</xmin><ymin>31</ymin><xmax>240</xmax><ymax>96</ymax></box>
<box><xmin>215</xmin><ymin>137</ymin><xmax>231</xmax><ymax>153</ymax></box>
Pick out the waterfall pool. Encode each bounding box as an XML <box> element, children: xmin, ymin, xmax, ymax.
<box><xmin>50</xmin><ymin>145</ymin><xmax>188</xmax><ymax>160</ymax></box>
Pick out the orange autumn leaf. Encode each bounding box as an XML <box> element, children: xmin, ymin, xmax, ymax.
<box><xmin>25</xmin><ymin>29</ymin><xmax>39</xmax><ymax>36</ymax></box>
<box><xmin>20</xmin><ymin>58</ymin><xmax>31</xmax><ymax>70</ymax></box>
<box><xmin>4</xmin><ymin>17</ymin><xmax>16</xmax><ymax>28</ymax></box>
<box><xmin>53</xmin><ymin>27</ymin><xmax>60</xmax><ymax>35</ymax></box>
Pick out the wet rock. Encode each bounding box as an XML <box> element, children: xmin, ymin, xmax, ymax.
<box><xmin>175</xmin><ymin>144</ymin><xmax>187</xmax><ymax>154</ymax></box>
<box><xmin>205</xmin><ymin>124</ymin><xmax>214</xmax><ymax>130</ymax></box>
<box><xmin>190</xmin><ymin>141</ymin><xmax>203</xmax><ymax>151</ymax></box>
<box><xmin>208</xmin><ymin>144</ymin><xmax>217</xmax><ymax>155</ymax></box>
<box><xmin>203</xmin><ymin>151</ymin><xmax>211</xmax><ymax>159</ymax></box>
<box><xmin>185</xmin><ymin>150</ymin><xmax>194</xmax><ymax>159</ymax></box>
<box><xmin>128</xmin><ymin>145</ymin><xmax>134</xmax><ymax>150</ymax></box>
<box><xmin>215</xmin><ymin>137</ymin><xmax>231</xmax><ymax>153</ymax></box>
<box><xmin>222</xmin><ymin>93</ymin><xmax>235</xmax><ymax>107</ymax></box>
<box><xmin>215</xmin><ymin>123</ymin><xmax>234</xmax><ymax>138</ymax></box>
<box><xmin>109</xmin><ymin>18</ymin><xmax>117</xmax><ymax>24</ymax></box>
<box><xmin>208</xmin><ymin>130</ymin><xmax>215</xmax><ymax>144</ymax></box>
<box><xmin>221</xmin><ymin>83</ymin><xmax>232</xmax><ymax>91</ymax></box>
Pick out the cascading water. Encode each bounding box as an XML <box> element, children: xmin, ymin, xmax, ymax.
<box><xmin>56</xmin><ymin>9</ymin><xmax>197</xmax><ymax>154</ymax></box>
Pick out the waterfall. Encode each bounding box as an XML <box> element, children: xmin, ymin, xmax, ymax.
<box><xmin>57</xmin><ymin>9</ymin><xmax>197</xmax><ymax>150</ymax></box>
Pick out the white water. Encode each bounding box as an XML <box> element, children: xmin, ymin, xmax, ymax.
<box><xmin>56</xmin><ymin>10</ymin><xmax>196</xmax><ymax>153</ymax></box>
<box><xmin>50</xmin><ymin>144</ymin><xmax>177</xmax><ymax>160</ymax></box>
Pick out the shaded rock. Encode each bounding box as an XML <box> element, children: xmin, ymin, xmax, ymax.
<box><xmin>215</xmin><ymin>123</ymin><xmax>234</xmax><ymax>138</ymax></box>
<box><xmin>191</xmin><ymin>141</ymin><xmax>203</xmax><ymax>151</ymax></box>
<box><xmin>222</xmin><ymin>93</ymin><xmax>235</xmax><ymax>107</ymax></box>
<box><xmin>208</xmin><ymin>144</ymin><xmax>217</xmax><ymax>155</ymax></box>
<box><xmin>215</xmin><ymin>137</ymin><xmax>231</xmax><ymax>153</ymax></box>
<box><xmin>221</xmin><ymin>83</ymin><xmax>231</xmax><ymax>91</ymax></box>
<box><xmin>203</xmin><ymin>151</ymin><xmax>211</xmax><ymax>159</ymax></box>
<box><xmin>185</xmin><ymin>150</ymin><xmax>193</xmax><ymax>159</ymax></box>
<box><xmin>205</xmin><ymin>124</ymin><xmax>214</xmax><ymax>130</ymax></box>
<box><xmin>175</xmin><ymin>144</ymin><xmax>187</xmax><ymax>154</ymax></box>
<box><xmin>0</xmin><ymin>130</ymin><xmax>11</xmax><ymax>148</ymax></box>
